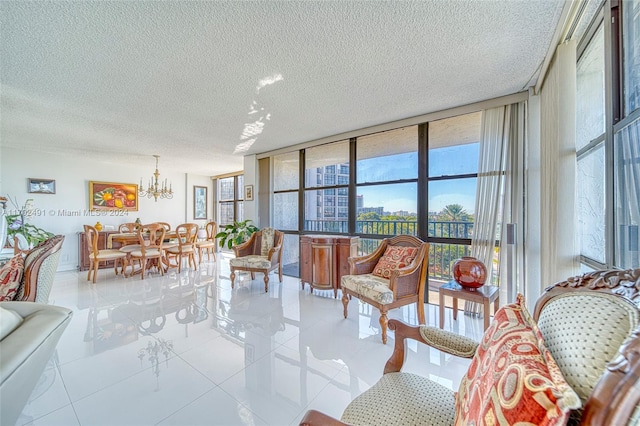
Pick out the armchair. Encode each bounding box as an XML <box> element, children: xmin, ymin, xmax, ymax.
<box><xmin>16</xmin><ymin>235</ymin><xmax>65</xmax><ymax>303</ymax></box>
<box><xmin>229</xmin><ymin>228</ymin><xmax>284</xmax><ymax>292</ymax></box>
<box><xmin>301</xmin><ymin>268</ymin><xmax>640</xmax><ymax>425</ymax></box>
<box><xmin>341</xmin><ymin>235</ymin><xmax>429</xmax><ymax>344</ymax></box>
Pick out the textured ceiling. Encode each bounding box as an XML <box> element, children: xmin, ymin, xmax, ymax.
<box><xmin>0</xmin><ymin>1</ymin><xmax>565</xmax><ymax>176</ymax></box>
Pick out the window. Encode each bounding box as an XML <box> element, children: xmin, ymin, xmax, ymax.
<box><xmin>427</xmin><ymin>112</ymin><xmax>482</xmax><ymax>281</ymax></box>
<box><xmin>576</xmin><ymin>22</ymin><xmax>606</xmax><ymax>266</ymax></box>
<box><xmin>304</xmin><ymin>141</ymin><xmax>349</xmax><ymax>232</ymax></box>
<box><xmin>218</xmin><ymin>175</ymin><xmax>244</xmax><ymax>226</ymax></box>
<box><xmin>355</xmin><ymin>127</ymin><xmax>418</xmax><ymax>245</ymax></box>
<box><xmin>273</xmin><ymin>152</ymin><xmax>299</xmax><ymax>231</ymax></box>
<box><xmin>623</xmin><ymin>0</ymin><xmax>640</xmax><ymax>116</ymax></box>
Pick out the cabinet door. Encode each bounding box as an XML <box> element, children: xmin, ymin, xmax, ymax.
<box><xmin>311</xmin><ymin>243</ymin><xmax>334</xmax><ymax>289</ymax></box>
<box><xmin>300</xmin><ymin>237</ymin><xmax>312</xmax><ymax>284</ymax></box>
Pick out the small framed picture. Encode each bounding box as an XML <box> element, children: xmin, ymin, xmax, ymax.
<box><xmin>193</xmin><ymin>186</ymin><xmax>208</xmax><ymax>220</ymax></box>
<box><xmin>28</xmin><ymin>178</ymin><xmax>56</xmax><ymax>194</ymax></box>
<box><xmin>244</xmin><ymin>185</ymin><xmax>254</xmax><ymax>201</ymax></box>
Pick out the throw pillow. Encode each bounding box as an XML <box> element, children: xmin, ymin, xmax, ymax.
<box><xmin>372</xmin><ymin>245</ymin><xmax>418</xmax><ymax>279</ymax></box>
<box><xmin>454</xmin><ymin>294</ymin><xmax>581</xmax><ymax>426</ymax></box>
<box><xmin>0</xmin><ymin>254</ymin><xmax>25</xmax><ymax>301</ymax></box>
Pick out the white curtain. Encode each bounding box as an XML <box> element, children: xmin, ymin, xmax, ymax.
<box><xmin>471</xmin><ymin>106</ymin><xmax>511</xmax><ymax>284</ymax></box>
<box><xmin>537</xmin><ymin>40</ymin><xmax>579</xmax><ymax>292</ymax></box>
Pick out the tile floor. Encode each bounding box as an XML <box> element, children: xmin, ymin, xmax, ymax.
<box><xmin>17</xmin><ymin>253</ymin><xmax>487</xmax><ymax>426</ymax></box>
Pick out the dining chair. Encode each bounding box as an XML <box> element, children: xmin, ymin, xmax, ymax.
<box><xmin>195</xmin><ymin>221</ymin><xmax>217</xmax><ymax>263</ymax></box>
<box><xmin>118</xmin><ymin>222</ymin><xmax>138</xmax><ymax>232</ymax></box>
<box><xmin>163</xmin><ymin>223</ymin><xmax>198</xmax><ymax>273</ymax></box>
<box><xmin>156</xmin><ymin>222</ymin><xmax>171</xmax><ymax>232</ymax></box>
<box><xmin>83</xmin><ymin>225</ymin><xmax>127</xmax><ymax>284</ymax></box>
<box><xmin>129</xmin><ymin>223</ymin><xmax>166</xmax><ymax>280</ymax></box>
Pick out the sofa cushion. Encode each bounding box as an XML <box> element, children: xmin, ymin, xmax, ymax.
<box><xmin>454</xmin><ymin>294</ymin><xmax>580</xmax><ymax>426</ymax></box>
<box><xmin>342</xmin><ymin>372</ymin><xmax>456</xmax><ymax>426</ymax></box>
<box><xmin>372</xmin><ymin>246</ymin><xmax>418</xmax><ymax>279</ymax></box>
<box><xmin>260</xmin><ymin>228</ymin><xmax>275</xmax><ymax>256</ymax></box>
<box><xmin>0</xmin><ymin>305</ymin><xmax>23</xmax><ymax>340</ymax></box>
<box><xmin>341</xmin><ymin>273</ymin><xmax>393</xmax><ymax>304</ymax></box>
<box><xmin>0</xmin><ymin>255</ymin><xmax>25</xmax><ymax>302</ymax></box>
<box><xmin>230</xmin><ymin>255</ymin><xmax>271</xmax><ymax>269</ymax></box>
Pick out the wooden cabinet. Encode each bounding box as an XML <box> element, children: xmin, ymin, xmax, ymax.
<box><xmin>300</xmin><ymin>235</ymin><xmax>359</xmax><ymax>298</ymax></box>
<box><xmin>77</xmin><ymin>231</ymin><xmax>122</xmax><ymax>271</ymax></box>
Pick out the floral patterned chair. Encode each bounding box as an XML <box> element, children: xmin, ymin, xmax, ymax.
<box><xmin>301</xmin><ymin>268</ymin><xmax>640</xmax><ymax>425</ymax></box>
<box><xmin>229</xmin><ymin>228</ymin><xmax>284</xmax><ymax>292</ymax></box>
<box><xmin>341</xmin><ymin>235</ymin><xmax>429</xmax><ymax>344</ymax></box>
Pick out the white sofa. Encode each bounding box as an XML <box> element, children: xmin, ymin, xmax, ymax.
<box><xmin>0</xmin><ymin>302</ymin><xmax>72</xmax><ymax>425</ymax></box>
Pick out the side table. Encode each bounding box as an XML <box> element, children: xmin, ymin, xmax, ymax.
<box><xmin>439</xmin><ymin>281</ymin><xmax>500</xmax><ymax>331</ymax></box>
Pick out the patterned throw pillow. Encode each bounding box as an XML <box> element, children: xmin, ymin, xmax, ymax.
<box><xmin>372</xmin><ymin>245</ymin><xmax>418</xmax><ymax>279</ymax></box>
<box><xmin>454</xmin><ymin>294</ymin><xmax>581</xmax><ymax>425</ymax></box>
<box><xmin>0</xmin><ymin>254</ymin><xmax>25</xmax><ymax>301</ymax></box>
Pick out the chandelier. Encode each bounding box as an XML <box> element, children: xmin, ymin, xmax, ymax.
<box><xmin>139</xmin><ymin>155</ymin><xmax>173</xmax><ymax>202</ymax></box>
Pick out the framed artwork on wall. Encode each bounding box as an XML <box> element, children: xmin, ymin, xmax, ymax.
<box><xmin>28</xmin><ymin>178</ymin><xmax>56</xmax><ymax>194</ymax></box>
<box><xmin>89</xmin><ymin>181</ymin><xmax>138</xmax><ymax>211</ymax></box>
<box><xmin>244</xmin><ymin>185</ymin><xmax>254</xmax><ymax>201</ymax></box>
<box><xmin>193</xmin><ymin>186</ymin><xmax>207</xmax><ymax>219</ymax></box>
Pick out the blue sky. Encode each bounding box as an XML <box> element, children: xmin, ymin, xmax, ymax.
<box><xmin>357</xmin><ymin>144</ymin><xmax>479</xmax><ymax>215</ymax></box>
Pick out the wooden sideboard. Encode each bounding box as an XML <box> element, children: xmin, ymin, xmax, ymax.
<box><xmin>300</xmin><ymin>235</ymin><xmax>359</xmax><ymax>298</ymax></box>
<box><xmin>77</xmin><ymin>231</ymin><xmax>122</xmax><ymax>271</ymax></box>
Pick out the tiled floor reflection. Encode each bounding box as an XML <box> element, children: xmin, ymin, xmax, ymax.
<box><xmin>17</xmin><ymin>253</ymin><xmax>486</xmax><ymax>426</ymax></box>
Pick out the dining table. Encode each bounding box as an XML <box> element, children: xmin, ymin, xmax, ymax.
<box><xmin>107</xmin><ymin>231</ymin><xmax>178</xmax><ymax>249</ymax></box>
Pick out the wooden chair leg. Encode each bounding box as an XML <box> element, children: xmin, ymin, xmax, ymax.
<box><xmin>251</xmin><ymin>272</ymin><xmax>255</xmax><ymax>280</ymax></box>
<box><xmin>87</xmin><ymin>261</ymin><xmax>92</xmax><ymax>282</ymax></box>
<box><xmin>93</xmin><ymin>261</ymin><xmax>99</xmax><ymax>284</ymax></box>
<box><xmin>263</xmin><ymin>273</ymin><xmax>269</xmax><ymax>292</ymax></box>
<box><xmin>379</xmin><ymin>310</ymin><xmax>389</xmax><ymax>344</ymax></box>
<box><xmin>113</xmin><ymin>259</ymin><xmax>119</xmax><ymax>276</ymax></box>
<box><xmin>230</xmin><ymin>270</ymin><xmax>236</xmax><ymax>288</ymax></box>
<box><xmin>342</xmin><ymin>291</ymin><xmax>349</xmax><ymax>319</ymax></box>
<box><xmin>278</xmin><ymin>265</ymin><xmax>283</xmax><ymax>282</ymax></box>
<box><xmin>417</xmin><ymin>296</ymin><xmax>426</xmax><ymax>325</ymax></box>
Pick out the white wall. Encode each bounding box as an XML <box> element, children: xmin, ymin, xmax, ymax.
<box><xmin>243</xmin><ymin>154</ymin><xmax>259</xmax><ymax>226</ymax></box>
<box><xmin>2</xmin><ymin>147</ymin><xmax>212</xmax><ymax>271</ymax></box>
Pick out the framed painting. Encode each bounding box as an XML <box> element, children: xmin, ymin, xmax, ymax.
<box><xmin>193</xmin><ymin>186</ymin><xmax>207</xmax><ymax>219</ymax></box>
<box><xmin>89</xmin><ymin>181</ymin><xmax>138</xmax><ymax>211</ymax></box>
<box><xmin>28</xmin><ymin>178</ymin><xmax>56</xmax><ymax>194</ymax></box>
<box><xmin>244</xmin><ymin>184</ymin><xmax>254</xmax><ymax>201</ymax></box>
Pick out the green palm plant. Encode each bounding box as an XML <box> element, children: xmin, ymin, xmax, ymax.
<box><xmin>215</xmin><ymin>219</ymin><xmax>259</xmax><ymax>250</ymax></box>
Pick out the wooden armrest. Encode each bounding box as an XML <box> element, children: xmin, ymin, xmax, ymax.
<box><xmin>384</xmin><ymin>319</ymin><xmax>478</xmax><ymax>374</ymax></box>
<box><xmin>299</xmin><ymin>410</ymin><xmax>349</xmax><ymax>426</ymax></box>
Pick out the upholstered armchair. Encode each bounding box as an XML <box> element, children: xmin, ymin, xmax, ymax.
<box><xmin>229</xmin><ymin>228</ymin><xmax>284</xmax><ymax>292</ymax></box>
<box><xmin>16</xmin><ymin>235</ymin><xmax>65</xmax><ymax>303</ymax></box>
<box><xmin>341</xmin><ymin>235</ymin><xmax>429</xmax><ymax>344</ymax></box>
<box><xmin>301</xmin><ymin>268</ymin><xmax>640</xmax><ymax>425</ymax></box>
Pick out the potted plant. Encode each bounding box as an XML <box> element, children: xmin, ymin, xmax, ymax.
<box><xmin>215</xmin><ymin>219</ymin><xmax>258</xmax><ymax>250</ymax></box>
<box><xmin>4</xmin><ymin>197</ymin><xmax>54</xmax><ymax>249</ymax></box>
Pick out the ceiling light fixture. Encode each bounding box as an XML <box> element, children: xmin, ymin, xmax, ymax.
<box><xmin>139</xmin><ymin>155</ymin><xmax>173</xmax><ymax>202</ymax></box>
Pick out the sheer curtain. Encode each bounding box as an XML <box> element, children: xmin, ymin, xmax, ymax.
<box><xmin>471</xmin><ymin>106</ymin><xmax>511</xmax><ymax>284</ymax></box>
<box><xmin>468</xmin><ymin>102</ymin><xmax>526</xmax><ymax>312</ymax></box>
<box><xmin>537</xmin><ymin>41</ymin><xmax>579</xmax><ymax>291</ymax></box>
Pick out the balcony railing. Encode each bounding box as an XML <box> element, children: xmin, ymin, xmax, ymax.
<box><xmin>304</xmin><ymin>219</ymin><xmax>474</xmax><ymax>239</ymax></box>
<box><xmin>304</xmin><ymin>219</ymin><xmax>476</xmax><ymax>282</ymax></box>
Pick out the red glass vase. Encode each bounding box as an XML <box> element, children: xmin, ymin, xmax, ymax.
<box><xmin>452</xmin><ymin>257</ymin><xmax>487</xmax><ymax>289</ymax></box>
